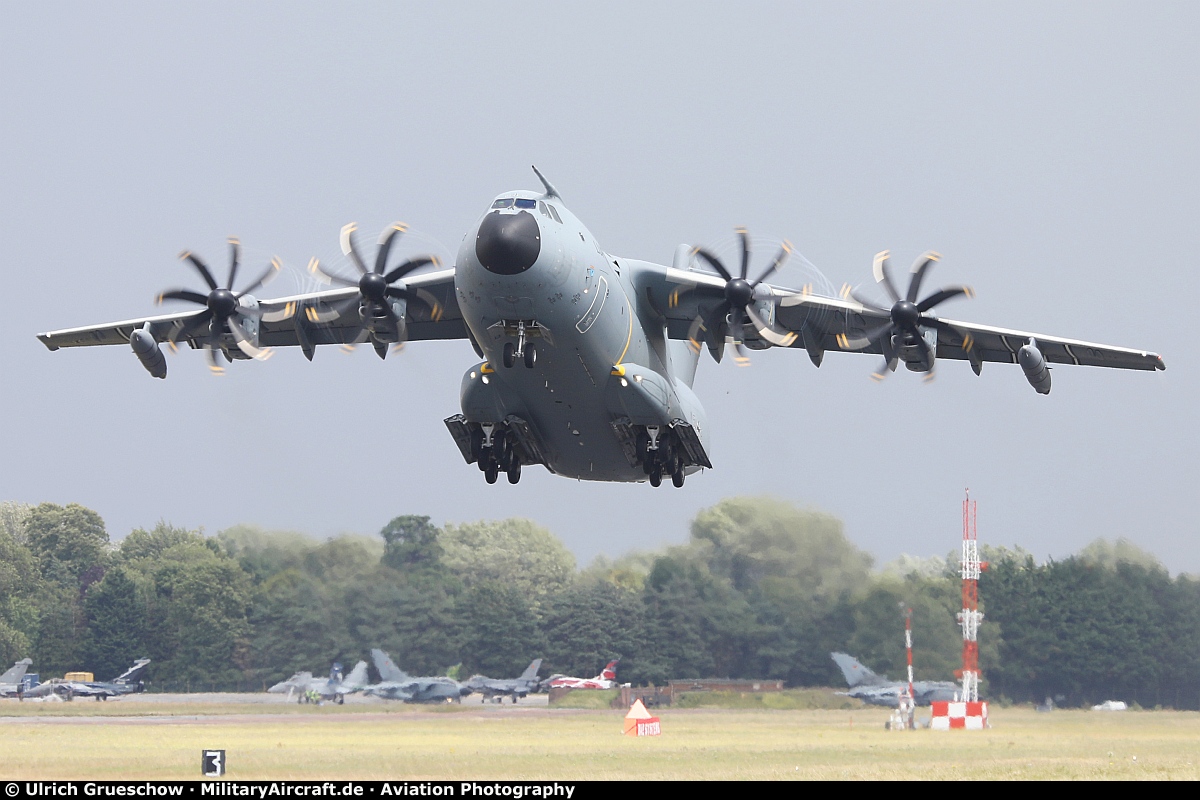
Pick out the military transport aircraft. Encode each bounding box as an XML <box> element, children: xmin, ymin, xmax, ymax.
<box><xmin>37</xmin><ymin>168</ymin><xmax>1165</xmax><ymax>487</ymax></box>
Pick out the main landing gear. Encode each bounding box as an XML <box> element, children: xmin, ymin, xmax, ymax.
<box><xmin>472</xmin><ymin>423</ymin><xmax>522</xmax><ymax>485</ymax></box>
<box><xmin>637</xmin><ymin>425</ymin><xmax>686</xmax><ymax>488</ymax></box>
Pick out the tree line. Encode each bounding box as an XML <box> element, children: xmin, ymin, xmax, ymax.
<box><xmin>0</xmin><ymin>497</ymin><xmax>1196</xmax><ymax>707</ymax></box>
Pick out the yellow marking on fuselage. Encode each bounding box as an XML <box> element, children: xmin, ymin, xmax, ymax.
<box><xmin>614</xmin><ymin>296</ymin><xmax>634</xmax><ymax>366</ymax></box>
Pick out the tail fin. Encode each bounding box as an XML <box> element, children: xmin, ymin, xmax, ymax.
<box><xmin>518</xmin><ymin>659</ymin><xmax>542</xmax><ymax>682</ymax></box>
<box><xmin>831</xmin><ymin>653</ymin><xmax>887</xmax><ymax>687</ymax></box>
<box><xmin>599</xmin><ymin>660</ymin><xmax>619</xmax><ymax>681</ymax></box>
<box><xmin>0</xmin><ymin>658</ymin><xmax>31</xmax><ymax>686</ymax></box>
<box><xmin>111</xmin><ymin>658</ymin><xmax>151</xmax><ymax>685</ymax></box>
<box><xmin>371</xmin><ymin>649</ymin><xmax>409</xmax><ymax>683</ymax></box>
<box><xmin>342</xmin><ymin>660</ymin><xmax>369</xmax><ymax>689</ymax></box>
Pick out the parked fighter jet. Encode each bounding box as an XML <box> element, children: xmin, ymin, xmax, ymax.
<box><xmin>831</xmin><ymin>652</ymin><xmax>960</xmax><ymax>707</ymax></box>
<box><xmin>267</xmin><ymin>660</ymin><xmax>368</xmax><ymax>704</ymax></box>
<box><xmin>465</xmin><ymin>659</ymin><xmax>542</xmax><ymax>702</ymax></box>
<box><xmin>0</xmin><ymin>659</ymin><xmax>33</xmax><ymax>697</ymax></box>
<box><xmin>363</xmin><ymin>648</ymin><xmax>470</xmax><ymax>703</ymax></box>
<box><xmin>540</xmin><ymin>659</ymin><xmax>619</xmax><ymax>690</ymax></box>
<box><xmin>23</xmin><ymin>658</ymin><xmax>151</xmax><ymax>701</ymax></box>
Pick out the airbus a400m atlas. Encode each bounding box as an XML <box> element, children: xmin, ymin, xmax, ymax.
<box><xmin>38</xmin><ymin>168</ymin><xmax>1165</xmax><ymax>487</ymax></box>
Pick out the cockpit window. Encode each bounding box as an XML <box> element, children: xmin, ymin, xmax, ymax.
<box><xmin>491</xmin><ymin>198</ymin><xmax>514</xmax><ymax>209</ymax></box>
<box><xmin>545</xmin><ymin>204</ymin><xmax>562</xmax><ymax>223</ymax></box>
<box><xmin>514</xmin><ymin>198</ymin><xmax>536</xmax><ymax>209</ymax></box>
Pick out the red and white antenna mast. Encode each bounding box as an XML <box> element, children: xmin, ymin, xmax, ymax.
<box><xmin>957</xmin><ymin>489</ymin><xmax>984</xmax><ymax>702</ymax></box>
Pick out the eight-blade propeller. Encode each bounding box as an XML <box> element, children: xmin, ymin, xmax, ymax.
<box><xmin>673</xmin><ymin>227</ymin><xmax>795</xmax><ymax>365</ymax></box>
<box><xmin>839</xmin><ymin>250</ymin><xmax>974</xmax><ymax>382</ymax></box>
<box><xmin>157</xmin><ymin>238</ymin><xmax>280</xmax><ymax>374</ymax></box>
<box><xmin>306</xmin><ymin>222</ymin><xmax>443</xmax><ymax>359</ymax></box>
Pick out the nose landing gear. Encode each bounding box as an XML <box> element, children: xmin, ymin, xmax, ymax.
<box><xmin>500</xmin><ymin>320</ymin><xmax>539</xmax><ymax>368</ymax></box>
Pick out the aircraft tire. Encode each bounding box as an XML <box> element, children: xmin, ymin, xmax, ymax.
<box><xmin>503</xmin><ymin>342</ymin><xmax>515</xmax><ymax>368</ymax></box>
<box><xmin>485</xmin><ymin>463</ymin><xmax>499</xmax><ymax>484</ymax></box>
<box><xmin>671</xmin><ymin>463</ymin><xmax>685</xmax><ymax>488</ymax></box>
<box><xmin>507</xmin><ymin>459</ymin><xmax>521</xmax><ymax>484</ymax></box>
<box><xmin>524</xmin><ymin>342</ymin><xmax>536</xmax><ymax>368</ymax></box>
<box><xmin>649</xmin><ymin>466</ymin><xmax>662</xmax><ymax>487</ymax></box>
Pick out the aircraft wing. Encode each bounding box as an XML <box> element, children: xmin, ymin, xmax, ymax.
<box><xmin>644</xmin><ymin>260</ymin><xmax>1164</xmax><ymax>382</ymax></box>
<box><xmin>37</xmin><ymin>269</ymin><xmax>468</xmax><ymax>367</ymax></box>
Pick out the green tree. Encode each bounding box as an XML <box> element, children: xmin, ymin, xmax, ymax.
<box><xmin>247</xmin><ymin>568</ymin><xmax>338</xmax><ymax>686</ymax></box>
<box><xmin>82</xmin><ymin>566</ymin><xmax>146</xmax><ymax>680</ymax></box>
<box><xmin>440</xmin><ymin>518</ymin><xmax>576</xmax><ymax>609</ymax></box>
<box><xmin>541</xmin><ymin>580</ymin><xmax>649</xmax><ymax>683</ymax></box>
<box><xmin>0</xmin><ymin>512</ymin><xmax>38</xmax><ymax>664</ymax></box>
<box><xmin>25</xmin><ymin>503</ymin><xmax>110</xmax><ymax>585</ymax></box>
<box><xmin>457</xmin><ymin>580</ymin><xmax>544</xmax><ymax>677</ymax></box>
<box><xmin>380</xmin><ymin>515</ymin><xmax>444</xmax><ymax>572</ymax></box>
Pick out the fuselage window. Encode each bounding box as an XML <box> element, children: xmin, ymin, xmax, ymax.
<box><xmin>491</xmin><ymin>198</ymin><xmax>514</xmax><ymax>209</ymax></box>
<box><xmin>515</xmin><ymin>198</ymin><xmax>536</xmax><ymax>209</ymax></box>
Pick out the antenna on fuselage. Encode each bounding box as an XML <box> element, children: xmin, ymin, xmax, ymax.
<box><xmin>531</xmin><ymin>165</ymin><xmax>561</xmax><ymax>200</ymax></box>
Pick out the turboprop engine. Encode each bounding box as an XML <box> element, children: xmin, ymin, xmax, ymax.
<box><xmin>1018</xmin><ymin>338</ymin><xmax>1051</xmax><ymax>395</ymax></box>
<box><xmin>129</xmin><ymin>325</ymin><xmax>166</xmax><ymax>379</ymax></box>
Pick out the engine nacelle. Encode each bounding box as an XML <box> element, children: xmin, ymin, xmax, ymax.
<box><xmin>1018</xmin><ymin>338</ymin><xmax>1051</xmax><ymax>395</ymax></box>
<box><xmin>129</xmin><ymin>327</ymin><xmax>166</xmax><ymax>379</ymax></box>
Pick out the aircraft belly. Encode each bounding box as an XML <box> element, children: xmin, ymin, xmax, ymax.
<box><xmin>457</xmin><ymin>252</ymin><xmax>649</xmax><ymax>482</ymax></box>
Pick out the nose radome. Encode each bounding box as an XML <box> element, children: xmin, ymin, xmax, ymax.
<box><xmin>476</xmin><ymin>210</ymin><xmax>541</xmax><ymax>275</ymax></box>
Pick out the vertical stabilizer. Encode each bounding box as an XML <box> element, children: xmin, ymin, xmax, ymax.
<box><xmin>0</xmin><ymin>658</ymin><xmax>31</xmax><ymax>685</ymax></box>
<box><xmin>831</xmin><ymin>653</ymin><xmax>888</xmax><ymax>687</ymax></box>
<box><xmin>518</xmin><ymin>659</ymin><xmax>542</xmax><ymax>682</ymax></box>
<box><xmin>371</xmin><ymin>649</ymin><xmax>410</xmax><ymax>683</ymax></box>
<box><xmin>342</xmin><ymin>660</ymin><xmax>369</xmax><ymax>689</ymax></box>
<box><xmin>599</xmin><ymin>660</ymin><xmax>619</xmax><ymax>681</ymax></box>
<box><xmin>112</xmin><ymin>658</ymin><xmax>151</xmax><ymax>684</ymax></box>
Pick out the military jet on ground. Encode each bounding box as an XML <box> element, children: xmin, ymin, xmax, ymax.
<box><xmin>267</xmin><ymin>660</ymin><xmax>368</xmax><ymax>704</ymax></box>
<box><xmin>23</xmin><ymin>658</ymin><xmax>151</xmax><ymax>701</ymax></box>
<box><xmin>541</xmin><ymin>659</ymin><xmax>620</xmax><ymax>691</ymax></box>
<box><xmin>363</xmin><ymin>648</ymin><xmax>469</xmax><ymax>703</ymax></box>
<box><xmin>37</xmin><ymin>169</ymin><xmax>1165</xmax><ymax>488</ymax></box>
<box><xmin>831</xmin><ymin>652</ymin><xmax>960</xmax><ymax>708</ymax></box>
<box><xmin>464</xmin><ymin>658</ymin><xmax>542</xmax><ymax>703</ymax></box>
<box><xmin>0</xmin><ymin>659</ymin><xmax>33</xmax><ymax>697</ymax></box>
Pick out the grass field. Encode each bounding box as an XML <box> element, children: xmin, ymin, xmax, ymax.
<box><xmin>1</xmin><ymin>698</ymin><xmax>1197</xmax><ymax>780</ymax></box>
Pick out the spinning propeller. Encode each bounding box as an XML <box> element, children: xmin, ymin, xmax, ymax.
<box><xmin>157</xmin><ymin>238</ymin><xmax>280</xmax><ymax>374</ymax></box>
<box><xmin>840</xmin><ymin>251</ymin><xmax>974</xmax><ymax>382</ymax></box>
<box><xmin>676</xmin><ymin>227</ymin><xmax>795</xmax><ymax>365</ymax></box>
<box><xmin>307</xmin><ymin>222</ymin><xmax>443</xmax><ymax>359</ymax></box>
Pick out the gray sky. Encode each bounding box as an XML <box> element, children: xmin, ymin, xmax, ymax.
<box><xmin>2</xmin><ymin>3</ymin><xmax>1197</xmax><ymax>571</ymax></box>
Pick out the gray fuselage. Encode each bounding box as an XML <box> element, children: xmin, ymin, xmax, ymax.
<box><xmin>452</xmin><ymin>190</ymin><xmax>708</xmax><ymax>482</ymax></box>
